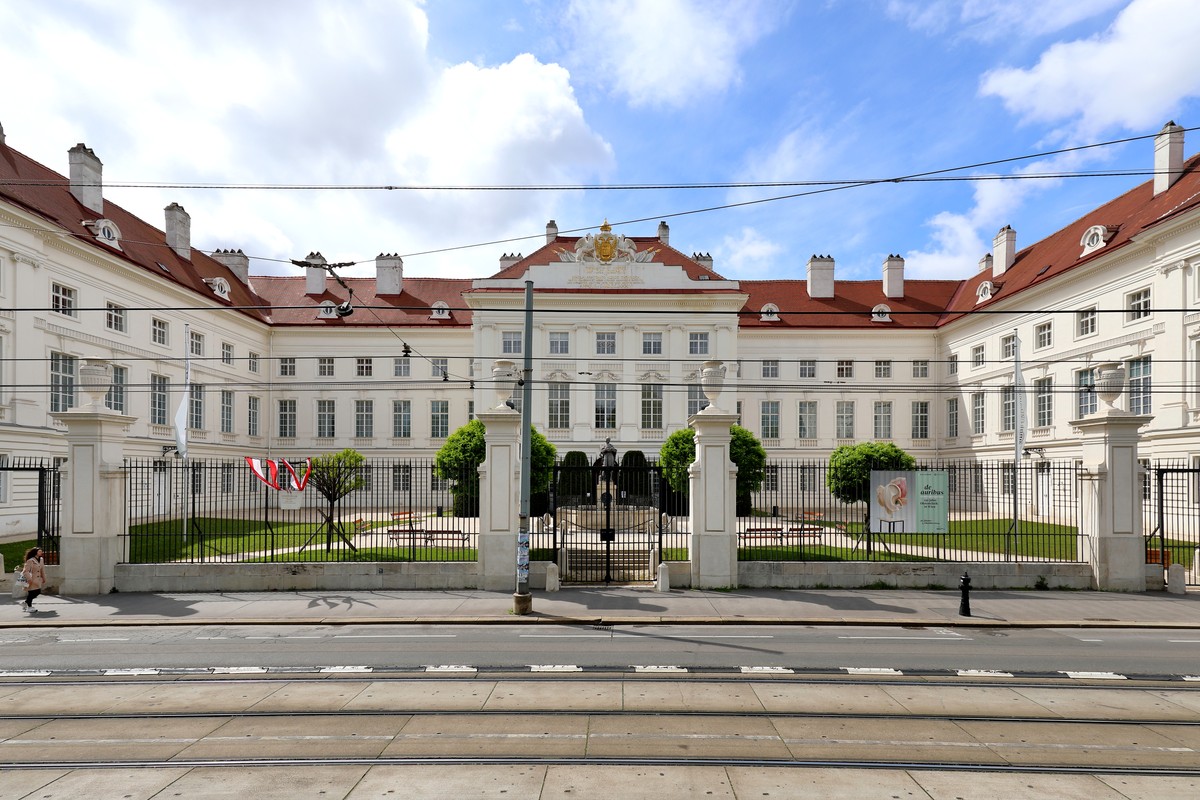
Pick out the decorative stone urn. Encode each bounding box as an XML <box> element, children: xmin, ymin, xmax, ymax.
<box><xmin>77</xmin><ymin>359</ymin><xmax>114</xmax><ymax>410</ymax></box>
<box><xmin>1094</xmin><ymin>362</ymin><xmax>1126</xmax><ymax>412</ymax></box>
<box><xmin>491</xmin><ymin>359</ymin><xmax>518</xmax><ymax>410</ymax></box>
<box><xmin>699</xmin><ymin>360</ymin><xmax>726</xmax><ymax>412</ymax></box>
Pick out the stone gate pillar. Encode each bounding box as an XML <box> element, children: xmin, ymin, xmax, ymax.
<box><xmin>688</xmin><ymin>409</ymin><xmax>739</xmax><ymax>589</ymax></box>
<box><xmin>50</xmin><ymin>360</ymin><xmax>135</xmax><ymax>595</ymax></box>
<box><xmin>1072</xmin><ymin>363</ymin><xmax>1151</xmax><ymax>591</ymax></box>
<box><xmin>476</xmin><ymin>407</ymin><xmax>521</xmax><ymax>591</ymax></box>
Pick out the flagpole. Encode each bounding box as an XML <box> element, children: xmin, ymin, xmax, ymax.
<box><xmin>1011</xmin><ymin>328</ymin><xmax>1026</xmax><ymax>546</ymax></box>
<box><xmin>175</xmin><ymin>324</ymin><xmax>191</xmax><ymax>544</ymax></box>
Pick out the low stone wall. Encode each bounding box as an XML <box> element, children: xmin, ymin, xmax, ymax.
<box><xmin>737</xmin><ymin>561</ymin><xmax>1094</xmax><ymax>590</ymax></box>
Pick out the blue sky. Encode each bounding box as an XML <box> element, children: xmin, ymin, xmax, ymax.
<box><xmin>2</xmin><ymin>0</ymin><xmax>1199</xmax><ymax>282</ymax></box>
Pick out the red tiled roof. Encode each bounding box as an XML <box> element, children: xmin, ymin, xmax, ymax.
<box><xmin>738</xmin><ymin>279</ymin><xmax>961</xmax><ymax>329</ymax></box>
<box><xmin>252</xmin><ymin>276</ymin><xmax>473</xmax><ymax>327</ymax></box>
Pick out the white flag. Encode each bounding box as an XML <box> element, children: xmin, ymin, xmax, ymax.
<box><xmin>173</xmin><ymin>323</ymin><xmax>190</xmax><ymax>458</ymax></box>
<box><xmin>1013</xmin><ymin>329</ymin><xmax>1027</xmax><ymax>455</ymax></box>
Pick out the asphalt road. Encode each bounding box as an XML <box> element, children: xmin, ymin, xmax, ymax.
<box><xmin>2</xmin><ymin>623</ymin><xmax>1199</xmax><ymax>675</ymax></box>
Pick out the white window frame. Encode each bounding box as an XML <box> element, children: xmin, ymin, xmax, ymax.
<box><xmin>797</xmin><ymin>360</ymin><xmax>816</xmax><ymax>379</ymax></box>
<box><xmin>1126</xmin><ymin>287</ymin><xmax>1152</xmax><ymax>322</ymax></box>
<box><xmin>393</xmin><ymin>399</ymin><xmax>412</xmax><ymax>438</ymax></box>
<box><xmin>874</xmin><ymin>360</ymin><xmax>892</xmax><ymax>379</ymax></box>
<box><xmin>316</xmin><ymin>399</ymin><xmax>336</xmax><ymax>438</ymax></box>
<box><xmin>355</xmin><ymin>399</ymin><xmax>374</xmax><ymax>438</ymax></box>
<box><xmin>873</xmin><ymin>401</ymin><xmax>893</xmax><ymax>439</ymax></box>
<box><xmin>548</xmin><ymin>332</ymin><xmax>570</xmax><ymax>355</ymax></box>
<box><xmin>51</xmin><ymin>283</ymin><xmax>77</xmax><ymax>317</ymax></box>
<box><xmin>835</xmin><ymin>400</ymin><xmax>855</xmax><ymax>439</ymax></box>
<box><xmin>972</xmin><ymin>344</ymin><xmax>985</xmax><ymax>368</ymax></box>
<box><xmin>220</xmin><ymin>390</ymin><xmax>234</xmax><ymax>434</ymax></box>
<box><xmin>797</xmin><ymin>401</ymin><xmax>817</xmax><ymax>439</ymax></box>
<box><xmin>318</xmin><ymin>357</ymin><xmax>334</xmax><ymax>377</ymax></box>
<box><xmin>595</xmin><ymin>331</ymin><xmax>616</xmax><ymax>355</ymax></box>
<box><xmin>1034</xmin><ymin>377</ymin><xmax>1053</xmax><ymax>428</ymax></box>
<box><xmin>912</xmin><ymin>360</ymin><xmax>929</xmax><ymax>378</ymax></box>
<box><xmin>247</xmin><ymin>396</ymin><xmax>260</xmax><ymax>437</ymax></box>
<box><xmin>762</xmin><ymin>360</ymin><xmax>779</xmax><ymax>379</ymax></box>
<box><xmin>1034</xmin><ymin>322</ymin><xmax>1053</xmax><ymax>350</ymax></box>
<box><xmin>221</xmin><ymin>342</ymin><xmax>234</xmax><ymax>365</ymax></box>
<box><xmin>105</xmin><ymin>302</ymin><xmax>127</xmax><ymax>333</ymax></box>
<box><xmin>1076</xmin><ymin>307</ymin><xmax>1098</xmax><ymax>338</ymax></box>
<box><xmin>105</xmin><ymin>364</ymin><xmax>127</xmax><ymax>413</ymax></box>
<box><xmin>393</xmin><ymin>357</ymin><xmax>410</xmax><ymax>377</ymax></box>
<box><xmin>594</xmin><ymin>383</ymin><xmax>617</xmax><ymax>429</ymax></box>
<box><xmin>189</xmin><ymin>330</ymin><xmax>205</xmax><ymax>358</ymax></box>
<box><xmin>641</xmin><ymin>384</ymin><xmax>664</xmax><ymax>430</ymax></box>
<box><xmin>688</xmin><ymin>332</ymin><xmax>709</xmax><ymax>356</ymax></box>
<box><xmin>501</xmin><ymin>331</ymin><xmax>522</xmax><ymax>355</ymax></box>
<box><xmin>356</xmin><ymin>358</ymin><xmax>373</xmax><ymax>378</ymax></box>
<box><xmin>278</xmin><ymin>399</ymin><xmax>297</xmax><ymax>438</ymax></box>
<box><xmin>760</xmin><ymin>400</ymin><xmax>780</xmax><ymax>439</ymax></box>
<box><xmin>911</xmin><ymin>400</ymin><xmax>929</xmax><ymax>440</ymax></box>
<box><xmin>279</xmin><ymin>357</ymin><xmax>296</xmax><ymax>377</ymax></box>
<box><xmin>151</xmin><ymin>318</ymin><xmax>169</xmax><ymax>346</ymax></box>
<box><xmin>548</xmin><ymin>383</ymin><xmax>570</xmax><ymax>429</ymax></box>
<box><xmin>836</xmin><ymin>360</ymin><xmax>854</xmax><ymax>379</ymax></box>
<box><xmin>642</xmin><ymin>332</ymin><xmax>663</xmax><ymax>355</ymax></box>
<box><xmin>430</xmin><ymin>399</ymin><xmax>449</xmax><ymax>438</ymax></box>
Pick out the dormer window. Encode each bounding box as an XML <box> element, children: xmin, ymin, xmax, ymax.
<box><xmin>431</xmin><ymin>301</ymin><xmax>451</xmax><ymax>319</ymax></box>
<box><xmin>203</xmin><ymin>277</ymin><xmax>230</xmax><ymax>300</ymax></box>
<box><xmin>976</xmin><ymin>281</ymin><xmax>994</xmax><ymax>304</ymax></box>
<box><xmin>1079</xmin><ymin>224</ymin><xmax>1116</xmax><ymax>257</ymax></box>
<box><xmin>760</xmin><ymin>303</ymin><xmax>780</xmax><ymax>322</ymax></box>
<box><xmin>318</xmin><ymin>301</ymin><xmax>339</xmax><ymax>319</ymax></box>
<box><xmin>84</xmin><ymin>218</ymin><xmax>122</xmax><ymax>250</ymax></box>
<box><xmin>870</xmin><ymin>304</ymin><xmax>892</xmax><ymax>322</ymax></box>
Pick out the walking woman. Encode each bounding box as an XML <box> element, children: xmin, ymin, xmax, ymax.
<box><xmin>21</xmin><ymin>547</ymin><xmax>46</xmax><ymax>613</ymax></box>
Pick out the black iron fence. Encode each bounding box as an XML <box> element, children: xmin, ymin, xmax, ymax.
<box><xmin>123</xmin><ymin>457</ymin><xmax>480</xmax><ymax>563</ymax></box>
<box><xmin>738</xmin><ymin>459</ymin><xmax>1085</xmax><ymax>564</ymax></box>
<box><xmin>1146</xmin><ymin>461</ymin><xmax>1200</xmax><ymax>584</ymax></box>
<box><xmin>0</xmin><ymin>457</ymin><xmax>62</xmax><ymax>561</ymax></box>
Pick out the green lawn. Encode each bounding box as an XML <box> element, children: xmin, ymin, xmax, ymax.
<box><xmin>1</xmin><ymin>539</ymin><xmax>37</xmax><ymax>571</ymax></box>
<box><xmin>738</xmin><ymin>544</ymin><xmax>937</xmax><ymax>562</ymax></box>
<box><xmin>245</xmin><ymin>546</ymin><xmax>476</xmax><ymax>563</ymax></box>
<box><xmin>873</xmin><ymin>519</ymin><xmax>1081</xmax><ymax>561</ymax></box>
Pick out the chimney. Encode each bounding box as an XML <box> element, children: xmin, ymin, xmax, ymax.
<box><xmin>883</xmin><ymin>254</ymin><xmax>905</xmax><ymax>299</ymax></box>
<box><xmin>498</xmin><ymin>252</ymin><xmax>522</xmax><ymax>271</ymax></box>
<box><xmin>305</xmin><ymin>252</ymin><xmax>328</xmax><ymax>295</ymax></box>
<box><xmin>806</xmin><ymin>254</ymin><xmax>835</xmax><ymax>298</ymax></box>
<box><xmin>211</xmin><ymin>249</ymin><xmax>250</xmax><ymax>284</ymax></box>
<box><xmin>546</xmin><ymin>220</ymin><xmax>558</xmax><ymax>243</ymax></box>
<box><xmin>657</xmin><ymin>220</ymin><xmax>670</xmax><ymax>245</ymax></box>
<box><xmin>992</xmin><ymin>226</ymin><xmax>1016</xmax><ymax>276</ymax></box>
<box><xmin>1154</xmin><ymin>121</ymin><xmax>1185</xmax><ymax>195</ymax></box>
<box><xmin>68</xmin><ymin>143</ymin><xmax>104</xmax><ymax>214</ymax></box>
<box><xmin>376</xmin><ymin>253</ymin><xmax>404</xmax><ymax>296</ymax></box>
<box><xmin>978</xmin><ymin>253</ymin><xmax>993</xmax><ymax>273</ymax></box>
<box><xmin>692</xmin><ymin>252</ymin><xmax>714</xmax><ymax>271</ymax></box>
<box><xmin>164</xmin><ymin>203</ymin><xmax>191</xmax><ymax>259</ymax></box>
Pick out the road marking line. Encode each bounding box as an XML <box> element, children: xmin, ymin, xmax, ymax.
<box><xmin>1169</xmin><ymin>640</ymin><xmax>1200</xmax><ymax>643</ymax></box>
<box><xmin>334</xmin><ymin>634</ymin><xmax>456</xmax><ymax>639</ymax></box>
<box><xmin>741</xmin><ymin>666</ymin><xmax>795</xmax><ymax>674</ymax></box>
<box><xmin>1079</xmin><ymin>639</ymin><xmax>1104</xmax><ymax>642</ymax></box>
<box><xmin>425</xmin><ymin>665</ymin><xmax>476</xmax><ymax>673</ymax></box>
<box><xmin>1183</xmin><ymin>676</ymin><xmax>1200</xmax><ymax>682</ymax></box>
<box><xmin>1061</xmin><ymin>671</ymin><xmax>1127</xmax><ymax>680</ymax></box>
<box><xmin>843</xmin><ymin>667</ymin><xmax>903</xmax><ymax>675</ymax></box>
<box><xmin>103</xmin><ymin>668</ymin><xmax>160</xmax><ymax>676</ymax></box>
<box><xmin>838</xmin><ymin>636</ymin><xmax>969</xmax><ymax>641</ymax></box>
<box><xmin>0</xmin><ymin>670</ymin><xmax>51</xmax><ymax>677</ymax></box>
<box><xmin>212</xmin><ymin>666</ymin><xmax>268</xmax><ymax>674</ymax></box>
<box><xmin>957</xmin><ymin>669</ymin><xmax>1015</xmax><ymax>678</ymax></box>
<box><xmin>56</xmin><ymin>638</ymin><xmax>129</xmax><ymax>643</ymax></box>
<box><xmin>319</xmin><ymin>666</ymin><xmax>373</xmax><ymax>673</ymax></box>
<box><xmin>195</xmin><ymin>636</ymin><xmax>227</xmax><ymax>640</ymax></box>
<box><xmin>529</xmin><ymin>665</ymin><xmax>583</xmax><ymax>672</ymax></box>
<box><xmin>519</xmin><ymin>634</ymin><xmax>612</xmax><ymax>638</ymax></box>
<box><xmin>633</xmin><ymin>665</ymin><xmax>688</xmax><ymax>673</ymax></box>
<box><xmin>654</xmin><ymin>635</ymin><xmax>775</xmax><ymax>640</ymax></box>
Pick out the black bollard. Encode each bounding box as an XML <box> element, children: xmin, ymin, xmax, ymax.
<box><xmin>958</xmin><ymin>572</ymin><xmax>972</xmax><ymax>617</ymax></box>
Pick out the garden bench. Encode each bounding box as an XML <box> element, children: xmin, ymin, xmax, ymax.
<box><xmin>739</xmin><ymin>525</ymin><xmax>827</xmax><ymax>545</ymax></box>
<box><xmin>388</xmin><ymin>528</ymin><xmax>470</xmax><ymax>546</ymax></box>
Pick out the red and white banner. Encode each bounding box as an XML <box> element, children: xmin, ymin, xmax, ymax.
<box><xmin>280</xmin><ymin>458</ymin><xmax>312</xmax><ymax>491</ymax></box>
<box><xmin>245</xmin><ymin>457</ymin><xmax>280</xmax><ymax>490</ymax></box>
<box><xmin>245</xmin><ymin>457</ymin><xmax>312</xmax><ymax>491</ymax></box>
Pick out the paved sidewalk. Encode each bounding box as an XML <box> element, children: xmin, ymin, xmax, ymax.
<box><xmin>4</xmin><ymin>586</ymin><xmax>1198</xmax><ymax>628</ymax></box>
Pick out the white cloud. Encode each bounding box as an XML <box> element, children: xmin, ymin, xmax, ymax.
<box><xmin>564</xmin><ymin>0</ymin><xmax>781</xmax><ymax>108</ymax></box>
<box><xmin>886</xmin><ymin>0</ymin><xmax>1125</xmax><ymax>41</ymax></box>
<box><xmin>980</xmin><ymin>0</ymin><xmax>1200</xmax><ymax>136</ymax></box>
<box><xmin>712</xmin><ymin>227</ymin><xmax>783</xmax><ymax>277</ymax></box>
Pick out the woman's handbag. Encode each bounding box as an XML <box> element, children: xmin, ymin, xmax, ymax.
<box><xmin>12</xmin><ymin>568</ymin><xmax>28</xmax><ymax>599</ymax></box>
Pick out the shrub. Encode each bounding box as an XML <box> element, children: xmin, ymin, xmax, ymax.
<box><xmin>826</xmin><ymin>441</ymin><xmax>916</xmax><ymax>507</ymax></box>
<box><xmin>658</xmin><ymin>425</ymin><xmax>767</xmax><ymax>515</ymax></box>
<box><xmin>435</xmin><ymin>419</ymin><xmax>556</xmax><ymax>517</ymax></box>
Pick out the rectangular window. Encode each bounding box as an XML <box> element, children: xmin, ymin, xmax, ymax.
<box><xmin>432</xmin><ymin>358</ymin><xmax>448</xmax><ymax>378</ymax></box>
<box><xmin>277</xmin><ymin>399</ymin><xmax>297</xmax><ymax>438</ymax></box>
<box><xmin>150</xmin><ymin>374</ymin><xmax>169</xmax><ymax>425</ymax></box>
<box><xmin>1077</xmin><ymin>308</ymin><xmax>1097</xmax><ymax>337</ymax></box>
<box><xmin>1035</xmin><ymin>322</ymin><xmax>1053</xmax><ymax>350</ymax></box>
<box><xmin>468</xmin><ymin>400</ymin><xmax>475</xmax><ymax>421</ymax></box>
<box><xmin>51</xmin><ymin>283</ymin><xmax>77</xmax><ymax>317</ymax></box>
<box><xmin>797</xmin><ymin>401</ymin><xmax>817</xmax><ymax>439</ymax></box>
<box><xmin>50</xmin><ymin>352</ymin><xmax>77</xmax><ymax>412</ymax></box>
<box><xmin>355</xmin><ymin>399</ymin><xmax>374</xmax><ymax>438</ymax></box>
<box><xmin>761</xmin><ymin>360</ymin><xmax>779</xmax><ymax>379</ymax></box>
<box><xmin>1000</xmin><ymin>334</ymin><xmax>1015</xmax><ymax>359</ymax></box>
<box><xmin>688</xmin><ymin>332</ymin><xmax>709</xmax><ymax>356</ymax></box>
<box><xmin>1001</xmin><ymin>462</ymin><xmax>1015</xmax><ymax>496</ymax></box>
<box><xmin>152</xmin><ymin>318</ymin><xmax>169</xmax><ymax>346</ymax></box>
<box><xmin>1076</xmin><ymin>369</ymin><xmax>1097</xmax><ymax>417</ymax></box>
<box><xmin>548</xmin><ymin>383</ymin><xmax>570</xmax><ymax>429</ymax></box>
<box><xmin>247</xmin><ymin>396</ymin><xmax>260</xmax><ymax>437</ymax></box>
<box><xmin>1128</xmin><ymin>357</ymin><xmax>1152</xmax><ymax>415</ymax></box>
<box><xmin>431</xmin><ymin>400</ymin><xmax>449</xmax><ymax>438</ymax></box>
<box><xmin>393</xmin><ymin>464</ymin><xmax>412</xmax><ymax>492</ymax></box>
<box><xmin>797</xmin><ymin>360</ymin><xmax>816</xmax><ymax>379</ymax></box>
<box><xmin>595</xmin><ymin>384</ymin><xmax>616</xmax><ymax>429</ymax></box>
<box><xmin>1126</xmin><ymin>288</ymin><xmax>1152</xmax><ymax>321</ymax></box>
<box><xmin>502</xmin><ymin>331</ymin><xmax>522</xmax><ymax>354</ymax></box>
<box><xmin>1034</xmin><ymin>377</ymin><xmax>1053</xmax><ymax>427</ymax></box>
<box><xmin>764</xmin><ymin>465</ymin><xmax>779</xmax><ymax>492</ymax></box>
<box><xmin>105</xmin><ymin>365</ymin><xmax>127</xmax><ymax>413</ymax></box>
<box><xmin>873</xmin><ymin>401</ymin><xmax>893</xmax><ymax>439</ymax></box>
<box><xmin>641</xmin><ymin>385</ymin><xmax>664</xmax><ymax>430</ymax></box>
<box><xmin>548</xmin><ymin>332</ymin><xmax>570</xmax><ymax>355</ymax></box>
<box><xmin>946</xmin><ymin>398</ymin><xmax>959</xmax><ymax>438</ymax></box>
<box><xmin>1001</xmin><ymin>386</ymin><xmax>1016</xmax><ymax>432</ymax></box>
<box><xmin>971</xmin><ymin>392</ymin><xmax>985</xmax><ymax>435</ymax></box>
<box><xmin>760</xmin><ymin>400</ymin><xmax>780</xmax><ymax>439</ymax></box>
<box><xmin>279</xmin><ymin>357</ymin><xmax>296</xmax><ymax>377</ymax></box>
<box><xmin>911</xmin><ymin>400</ymin><xmax>929</xmax><ymax>440</ymax></box>
<box><xmin>642</xmin><ymin>332</ymin><xmax>663</xmax><ymax>355</ymax></box>
<box><xmin>836</xmin><ymin>360</ymin><xmax>854</xmax><ymax>378</ymax></box>
<box><xmin>105</xmin><ymin>302</ymin><xmax>127</xmax><ymax>332</ymax></box>
<box><xmin>972</xmin><ymin>344</ymin><xmax>985</xmax><ymax>367</ymax></box>
<box><xmin>835</xmin><ymin>400</ymin><xmax>855</xmax><ymax>439</ymax></box>
<box><xmin>221</xmin><ymin>463</ymin><xmax>234</xmax><ymax>494</ymax></box>
<box><xmin>190</xmin><ymin>330</ymin><xmax>204</xmax><ymax>357</ymax></box>
<box><xmin>318</xmin><ymin>357</ymin><xmax>334</xmax><ymax>377</ymax></box>
<box><xmin>356</xmin><ymin>358</ymin><xmax>373</xmax><ymax>378</ymax></box>
<box><xmin>188</xmin><ymin>384</ymin><xmax>204</xmax><ymax>430</ymax></box>
<box><xmin>220</xmin><ymin>390</ymin><xmax>234</xmax><ymax>433</ymax></box>
<box><xmin>393</xmin><ymin>357</ymin><xmax>410</xmax><ymax>377</ymax></box>
<box><xmin>248</xmin><ymin>352</ymin><xmax>260</xmax><ymax>373</ymax></box>
<box><xmin>912</xmin><ymin>360</ymin><xmax>929</xmax><ymax>378</ymax></box>
<box><xmin>316</xmin><ymin>399</ymin><xmax>336</xmax><ymax>438</ymax></box>
<box><xmin>595</xmin><ymin>331</ymin><xmax>616</xmax><ymax>355</ymax></box>
<box><xmin>221</xmin><ymin>342</ymin><xmax>234</xmax><ymax>365</ymax></box>
<box><xmin>687</xmin><ymin>385</ymin><xmax>709</xmax><ymax>417</ymax></box>
<box><xmin>393</xmin><ymin>399</ymin><xmax>411</xmax><ymax>438</ymax></box>
<box><xmin>947</xmin><ymin>354</ymin><xmax>958</xmax><ymax>375</ymax></box>
<box><xmin>874</xmin><ymin>360</ymin><xmax>892</xmax><ymax>379</ymax></box>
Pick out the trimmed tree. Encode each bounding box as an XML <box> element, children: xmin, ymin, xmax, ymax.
<box><xmin>616</xmin><ymin>449</ymin><xmax>652</xmax><ymax>505</ymax></box>
<box><xmin>435</xmin><ymin>419</ymin><xmax>557</xmax><ymax>517</ymax></box>
<box><xmin>307</xmin><ymin>448</ymin><xmax>365</xmax><ymax>552</ymax></box>
<box><xmin>556</xmin><ymin>450</ymin><xmax>593</xmax><ymax>504</ymax></box>
<box><xmin>658</xmin><ymin>425</ymin><xmax>767</xmax><ymax>515</ymax></box>
<box><xmin>827</xmin><ymin>441</ymin><xmax>916</xmax><ymax>529</ymax></box>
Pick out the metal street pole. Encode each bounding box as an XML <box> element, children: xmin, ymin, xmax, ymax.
<box><xmin>513</xmin><ymin>280</ymin><xmax>534</xmax><ymax>614</ymax></box>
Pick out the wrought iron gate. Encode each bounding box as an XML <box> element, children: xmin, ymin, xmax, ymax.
<box><xmin>0</xmin><ymin>458</ymin><xmax>62</xmax><ymax>560</ymax></box>
<box><xmin>1148</xmin><ymin>466</ymin><xmax>1200</xmax><ymax>586</ymax></box>
<box><xmin>550</xmin><ymin>463</ymin><xmax>665</xmax><ymax>584</ymax></box>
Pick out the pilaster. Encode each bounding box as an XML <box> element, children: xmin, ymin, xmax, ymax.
<box><xmin>688</xmin><ymin>410</ymin><xmax>739</xmax><ymax>588</ymax></box>
<box><xmin>476</xmin><ymin>409</ymin><xmax>522</xmax><ymax>591</ymax></box>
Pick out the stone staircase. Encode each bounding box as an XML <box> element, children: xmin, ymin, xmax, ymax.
<box><xmin>563</xmin><ymin>548</ymin><xmax>654</xmax><ymax>583</ymax></box>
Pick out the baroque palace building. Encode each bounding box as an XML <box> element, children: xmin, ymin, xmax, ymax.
<box><xmin>2</xmin><ymin>120</ymin><xmax>1200</xmax><ymax>527</ymax></box>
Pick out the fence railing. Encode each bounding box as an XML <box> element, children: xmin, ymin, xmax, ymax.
<box><xmin>1146</xmin><ymin>461</ymin><xmax>1200</xmax><ymax>584</ymax></box>
<box><xmin>738</xmin><ymin>459</ymin><xmax>1085</xmax><ymax>564</ymax></box>
<box><xmin>123</xmin><ymin>457</ymin><xmax>480</xmax><ymax>564</ymax></box>
<box><xmin>0</xmin><ymin>457</ymin><xmax>62</xmax><ymax>560</ymax></box>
